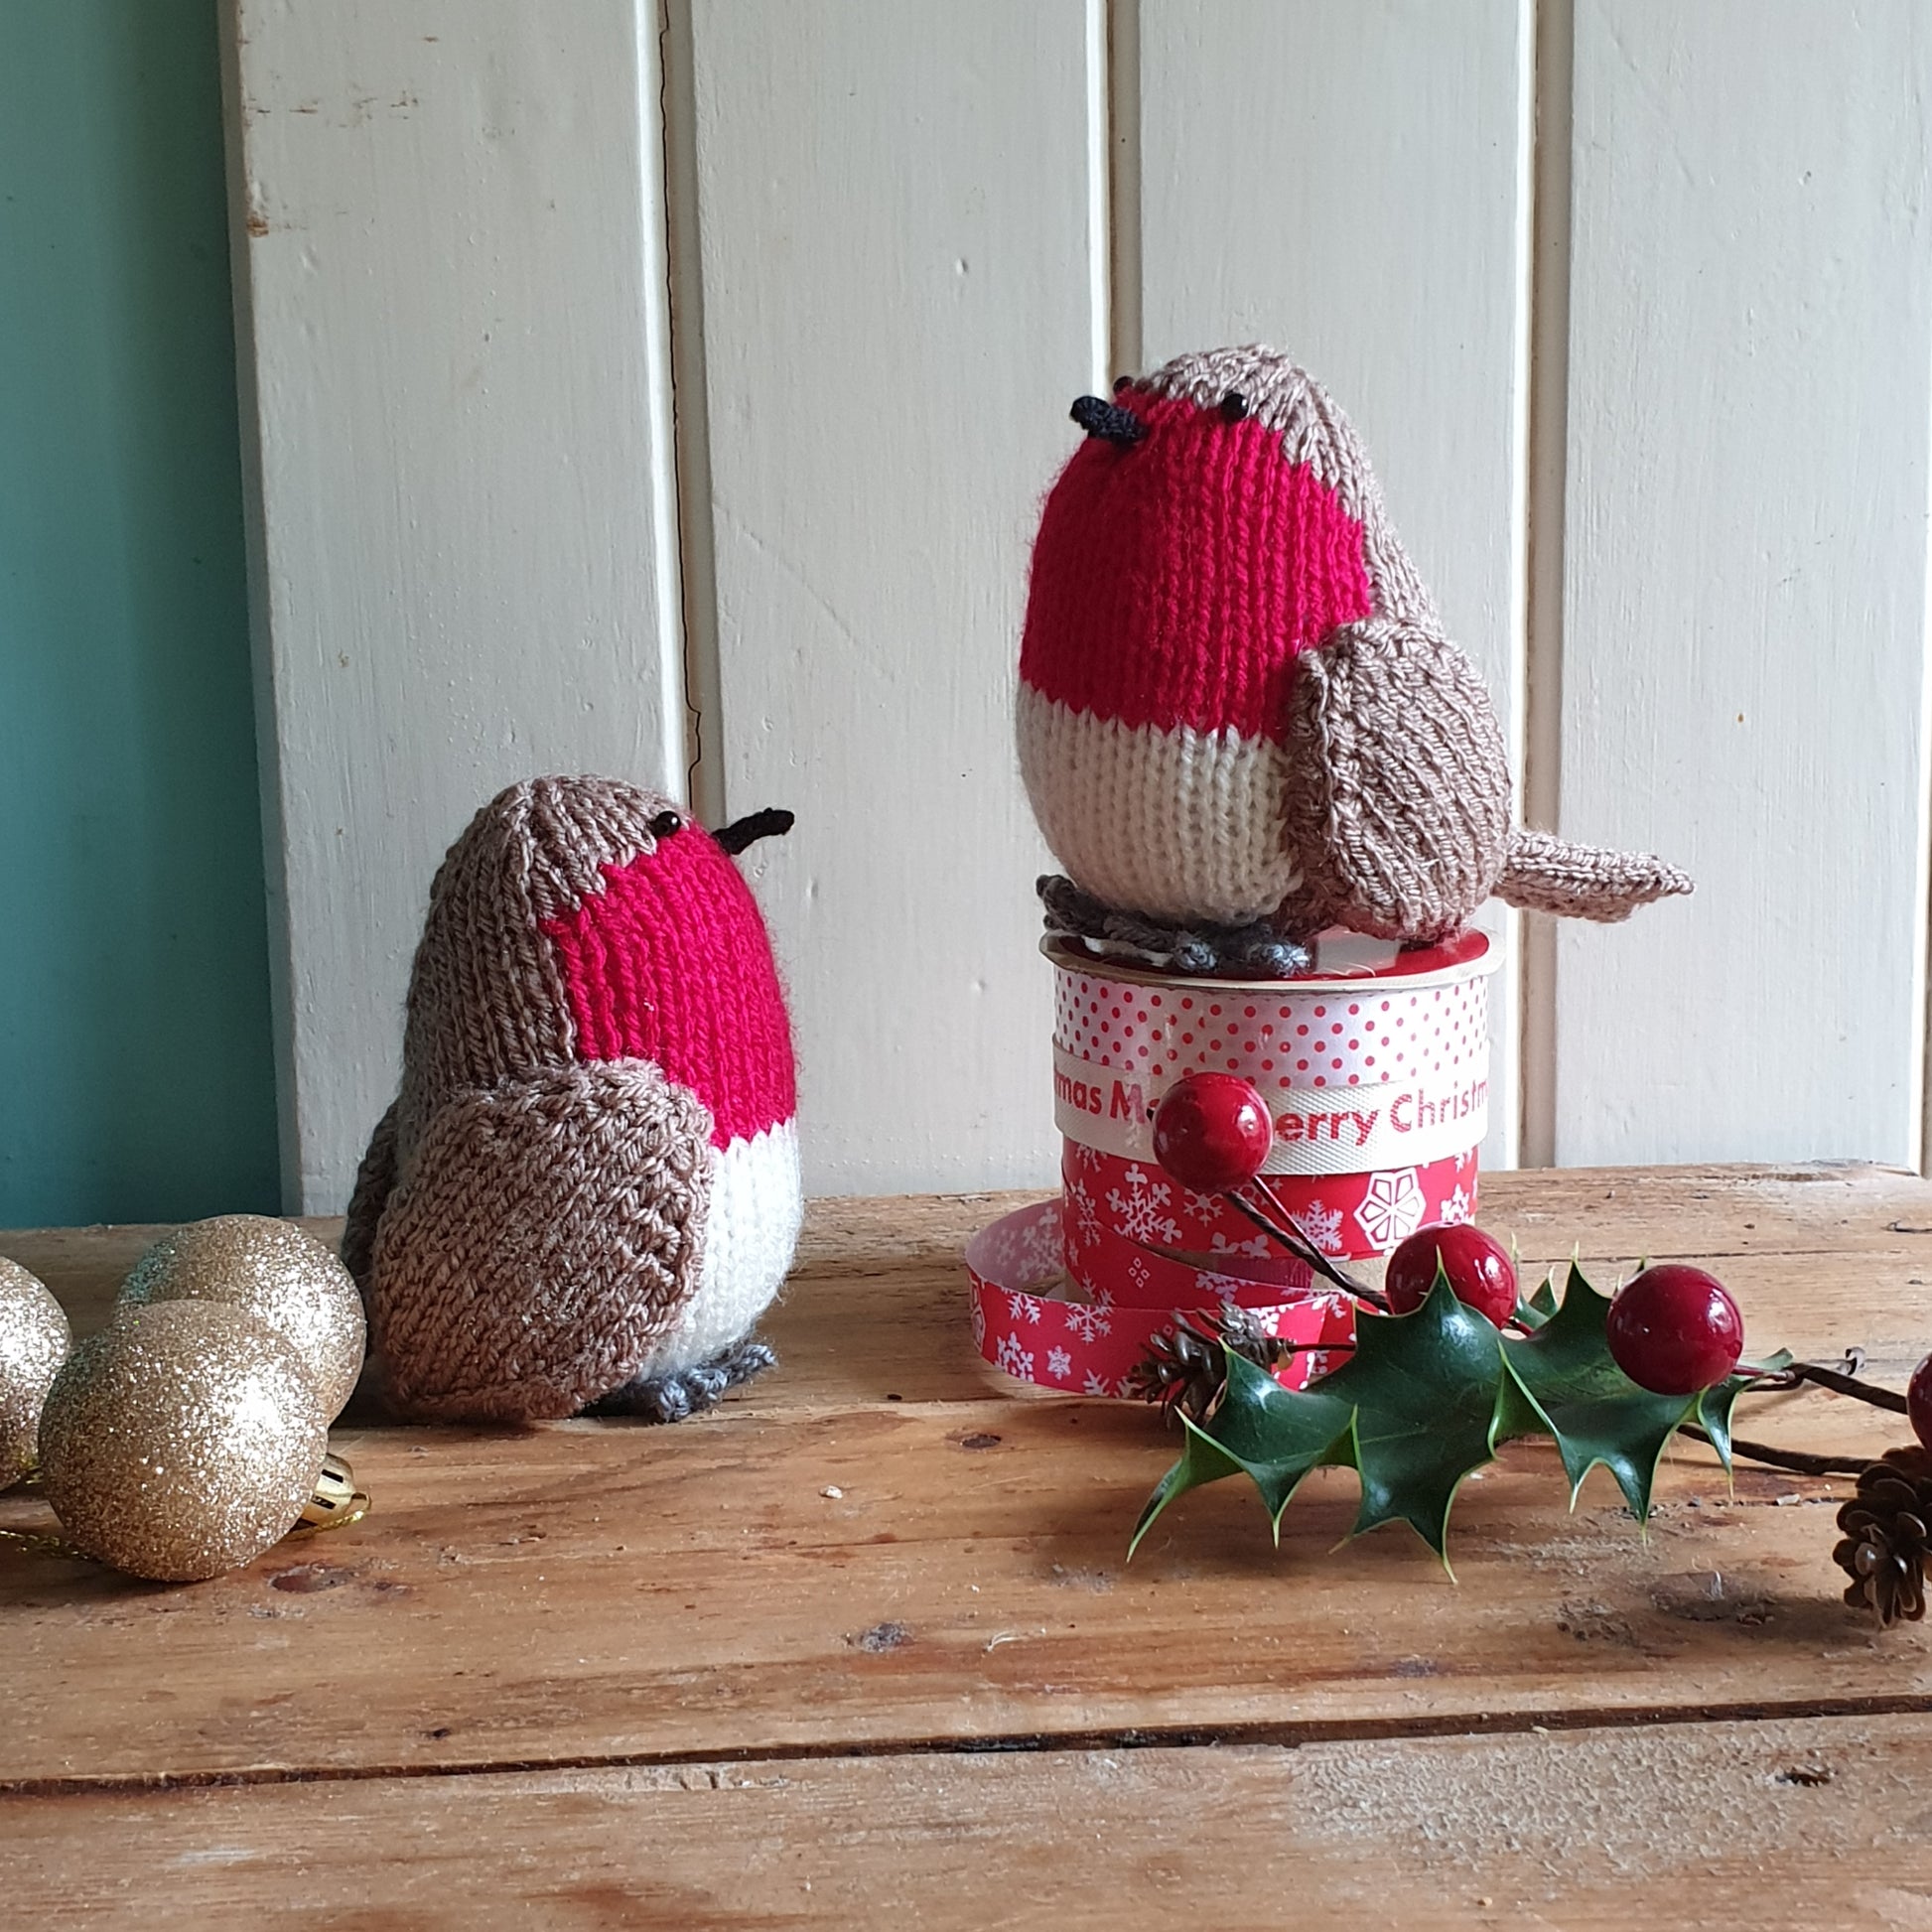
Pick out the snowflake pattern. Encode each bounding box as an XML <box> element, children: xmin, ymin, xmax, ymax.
<box><xmin>1106</xmin><ymin>1165</ymin><xmax>1183</xmax><ymax>1249</ymax></box>
<box><xmin>995</xmin><ymin>1333</ymin><xmax>1035</xmax><ymax>1380</ymax></box>
<box><xmin>1440</xmin><ymin>1185</ymin><xmax>1472</xmax><ymax>1226</ymax></box>
<box><xmin>1046</xmin><ymin>1346</ymin><xmax>1072</xmax><ymax>1382</ymax></box>
<box><xmin>1011</xmin><ymin>1206</ymin><xmax>1064</xmax><ymax>1282</ymax></box>
<box><xmin>1295</xmin><ymin>1199</ymin><xmax>1347</xmax><ymax>1256</ymax></box>
<box><xmin>1065</xmin><ymin>1176</ymin><xmax>1105</xmax><ymax>1254</ymax></box>
<box><xmin>1006</xmin><ymin>1289</ymin><xmax>1043</xmax><ymax>1325</ymax></box>
<box><xmin>1063</xmin><ymin>1298</ymin><xmax>1115</xmax><ymax>1343</ymax></box>
<box><xmin>1082</xmin><ymin>1369</ymin><xmax>1113</xmax><ymax>1397</ymax></box>
<box><xmin>1355</xmin><ymin>1168</ymin><xmax>1427</xmax><ymax>1251</ymax></box>
<box><xmin>971</xmin><ymin>1298</ymin><xmax>987</xmax><ymax>1351</ymax></box>
<box><xmin>1195</xmin><ymin>1273</ymin><xmax>1248</xmax><ymax>1303</ymax></box>
<box><xmin>1125</xmin><ymin>1254</ymin><xmax>1153</xmax><ymax>1294</ymax></box>
<box><xmin>1208</xmin><ymin>1230</ymin><xmax>1272</xmax><ymax>1259</ymax></box>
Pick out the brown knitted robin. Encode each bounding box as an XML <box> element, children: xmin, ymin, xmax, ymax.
<box><xmin>1018</xmin><ymin>345</ymin><xmax>1692</xmax><ymax>974</ymax></box>
<box><xmin>343</xmin><ymin>777</ymin><xmax>802</xmax><ymax>1425</ymax></box>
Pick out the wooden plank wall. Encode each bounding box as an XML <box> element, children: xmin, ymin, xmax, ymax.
<box><xmin>229</xmin><ymin>0</ymin><xmax>1932</xmax><ymax>1206</ymax></box>
<box><xmin>1548</xmin><ymin>0</ymin><xmax>1932</xmax><ymax>1168</ymax></box>
<box><xmin>226</xmin><ymin>1</ymin><xmax>688</xmax><ymax>1207</ymax></box>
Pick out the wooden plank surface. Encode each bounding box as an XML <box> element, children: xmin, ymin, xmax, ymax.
<box><xmin>4</xmin><ymin>1713</ymin><xmax>1926</xmax><ymax>1928</ymax></box>
<box><xmin>14</xmin><ymin>1165</ymin><xmax>1932</xmax><ymax>1400</ymax></box>
<box><xmin>1135</xmin><ymin>0</ymin><xmax>1533</xmax><ymax>1170</ymax></box>
<box><xmin>227</xmin><ymin>0</ymin><xmax>688</xmax><ymax>1212</ymax></box>
<box><xmin>5</xmin><ymin>1168</ymin><xmax>1931</xmax><ymax>1793</ymax></box>
<box><xmin>1552</xmin><ymin>0</ymin><xmax>1932</xmax><ymax>1169</ymax></box>
<box><xmin>684</xmin><ymin>0</ymin><xmax>1093</xmax><ymax>1195</ymax></box>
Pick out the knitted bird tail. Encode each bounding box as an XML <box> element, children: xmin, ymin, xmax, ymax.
<box><xmin>1496</xmin><ymin>828</ymin><xmax>1693</xmax><ymax>923</ymax></box>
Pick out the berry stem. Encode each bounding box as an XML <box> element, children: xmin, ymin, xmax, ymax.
<box><xmin>1744</xmin><ymin>1358</ymin><xmax>1909</xmax><ymax>1414</ymax></box>
<box><xmin>1222</xmin><ymin>1187</ymin><xmax>1386</xmax><ymax>1307</ymax></box>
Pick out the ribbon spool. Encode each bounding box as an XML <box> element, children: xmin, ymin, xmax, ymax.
<box><xmin>1050</xmin><ymin>930</ymin><xmax>1498</xmax><ymax>1277</ymax></box>
<box><xmin>969</xmin><ymin>930</ymin><xmax>1500</xmax><ymax>1396</ymax></box>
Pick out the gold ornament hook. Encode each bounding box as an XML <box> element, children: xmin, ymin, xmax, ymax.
<box><xmin>290</xmin><ymin>1451</ymin><xmax>370</xmax><ymax>1537</ymax></box>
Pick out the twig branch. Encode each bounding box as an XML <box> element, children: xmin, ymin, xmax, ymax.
<box><xmin>1681</xmin><ymin>1424</ymin><xmax>1871</xmax><ymax>1478</ymax></box>
<box><xmin>1745</xmin><ymin>1359</ymin><xmax>1909</xmax><ymax>1414</ymax></box>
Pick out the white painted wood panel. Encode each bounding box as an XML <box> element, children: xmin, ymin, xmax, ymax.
<box><xmin>685</xmin><ymin>0</ymin><xmax>1096</xmax><ymax>1193</ymax></box>
<box><xmin>1553</xmin><ymin>0</ymin><xmax>1932</xmax><ymax>1166</ymax></box>
<box><xmin>227</xmin><ymin>0</ymin><xmax>1932</xmax><ymax>1198</ymax></box>
<box><xmin>227</xmin><ymin>0</ymin><xmax>686</xmax><ymax>1211</ymax></box>
<box><xmin>1134</xmin><ymin>0</ymin><xmax>1534</xmax><ymax>1173</ymax></box>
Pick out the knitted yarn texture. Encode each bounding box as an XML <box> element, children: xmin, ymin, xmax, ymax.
<box><xmin>1018</xmin><ymin>345</ymin><xmax>1691</xmax><ymax>953</ymax></box>
<box><xmin>345</xmin><ymin>776</ymin><xmax>801</xmax><ymax>1423</ymax></box>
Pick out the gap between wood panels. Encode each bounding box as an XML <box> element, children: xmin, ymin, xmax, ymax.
<box><xmin>654</xmin><ymin>0</ymin><xmax>726</xmax><ymax>827</ymax></box>
<box><xmin>216</xmin><ymin>0</ymin><xmax>304</xmax><ymax>1212</ymax></box>
<box><xmin>7</xmin><ymin>1692</ymin><xmax>1930</xmax><ymax>1799</ymax></box>
<box><xmin>1519</xmin><ymin>0</ymin><xmax>1575</xmax><ymax>1170</ymax></box>
<box><xmin>1919</xmin><ymin>255</ymin><xmax>1932</xmax><ymax>1174</ymax></box>
<box><xmin>1104</xmin><ymin>0</ymin><xmax>1141</xmax><ymax>380</ymax></box>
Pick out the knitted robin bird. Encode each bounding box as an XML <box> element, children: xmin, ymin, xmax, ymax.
<box><xmin>1018</xmin><ymin>345</ymin><xmax>1692</xmax><ymax>974</ymax></box>
<box><xmin>343</xmin><ymin>777</ymin><xmax>802</xmax><ymax>1424</ymax></box>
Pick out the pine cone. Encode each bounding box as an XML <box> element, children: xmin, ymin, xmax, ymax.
<box><xmin>1834</xmin><ymin>1446</ymin><xmax>1932</xmax><ymax>1628</ymax></box>
<box><xmin>1125</xmin><ymin>1314</ymin><xmax>1226</xmax><ymax>1420</ymax></box>
<box><xmin>1126</xmin><ymin>1308</ymin><xmax>1293</xmax><ymax>1422</ymax></box>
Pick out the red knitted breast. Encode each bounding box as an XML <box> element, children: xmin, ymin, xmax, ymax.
<box><xmin>1020</xmin><ymin>394</ymin><xmax>1372</xmax><ymax>743</ymax></box>
<box><xmin>540</xmin><ymin>832</ymin><xmax>796</xmax><ymax>1147</ymax></box>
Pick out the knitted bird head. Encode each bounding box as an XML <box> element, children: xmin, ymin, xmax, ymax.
<box><xmin>344</xmin><ymin>776</ymin><xmax>802</xmax><ymax>1424</ymax></box>
<box><xmin>1018</xmin><ymin>345</ymin><xmax>1689</xmax><ymax>968</ymax></box>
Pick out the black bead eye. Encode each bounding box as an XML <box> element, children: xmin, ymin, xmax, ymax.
<box><xmin>1113</xmin><ymin>373</ymin><xmax>1135</xmax><ymax>394</ymax></box>
<box><xmin>1220</xmin><ymin>390</ymin><xmax>1249</xmax><ymax>423</ymax></box>
<box><xmin>648</xmin><ymin>810</ymin><xmax>682</xmax><ymax>840</ymax></box>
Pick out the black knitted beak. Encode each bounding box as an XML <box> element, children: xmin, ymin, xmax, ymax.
<box><xmin>1069</xmin><ymin>394</ymin><xmax>1146</xmax><ymax>447</ymax></box>
<box><xmin>714</xmin><ymin>807</ymin><xmax>794</xmax><ymax>856</ymax></box>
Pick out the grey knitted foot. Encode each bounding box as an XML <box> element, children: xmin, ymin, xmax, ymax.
<box><xmin>1038</xmin><ymin>875</ymin><xmax>1310</xmax><ymax>978</ymax></box>
<box><xmin>583</xmin><ymin>1335</ymin><xmax>776</xmax><ymax>1424</ymax></box>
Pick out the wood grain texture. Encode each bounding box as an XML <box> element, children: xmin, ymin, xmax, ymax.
<box><xmin>1134</xmin><ymin>0</ymin><xmax>1533</xmax><ymax>1169</ymax></box>
<box><xmin>684</xmin><ymin>0</ymin><xmax>1094</xmax><ymax>1194</ymax></box>
<box><xmin>4</xmin><ymin>1168</ymin><xmax>1931</xmax><ymax>1791</ymax></box>
<box><xmin>4</xmin><ymin>1713</ymin><xmax>1925</xmax><ymax>1929</ymax></box>
<box><xmin>1553</xmin><ymin>0</ymin><xmax>1932</xmax><ymax>1168</ymax></box>
<box><xmin>228</xmin><ymin>0</ymin><xmax>687</xmax><ymax>1213</ymax></box>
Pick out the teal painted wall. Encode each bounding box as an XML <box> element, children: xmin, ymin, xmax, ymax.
<box><xmin>0</xmin><ymin>2</ymin><xmax>279</xmax><ymax>1224</ymax></box>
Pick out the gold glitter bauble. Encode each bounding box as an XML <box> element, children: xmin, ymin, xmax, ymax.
<box><xmin>0</xmin><ymin>1258</ymin><xmax>69</xmax><ymax>1489</ymax></box>
<box><xmin>120</xmin><ymin>1214</ymin><xmax>364</xmax><ymax>1420</ymax></box>
<box><xmin>38</xmin><ymin>1301</ymin><xmax>328</xmax><ymax>1583</ymax></box>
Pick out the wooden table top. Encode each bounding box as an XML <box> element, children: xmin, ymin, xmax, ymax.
<box><xmin>4</xmin><ymin>1164</ymin><xmax>1932</xmax><ymax>1926</ymax></box>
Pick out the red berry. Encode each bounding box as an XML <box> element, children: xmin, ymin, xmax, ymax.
<box><xmin>1151</xmin><ymin>1073</ymin><xmax>1273</xmax><ymax>1193</ymax></box>
<box><xmin>1909</xmin><ymin>1354</ymin><xmax>1932</xmax><ymax>1452</ymax></box>
<box><xmin>1604</xmin><ymin>1265</ymin><xmax>1743</xmax><ymax>1395</ymax></box>
<box><xmin>1384</xmin><ymin>1223</ymin><xmax>1517</xmax><ymax>1327</ymax></box>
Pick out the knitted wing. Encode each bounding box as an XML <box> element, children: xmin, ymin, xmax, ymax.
<box><xmin>1278</xmin><ymin>617</ymin><xmax>1513</xmax><ymax>943</ymax></box>
<box><xmin>365</xmin><ymin>1059</ymin><xmax>713</xmax><ymax>1422</ymax></box>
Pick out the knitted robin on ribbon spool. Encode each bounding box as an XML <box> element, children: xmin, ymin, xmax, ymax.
<box><xmin>1018</xmin><ymin>345</ymin><xmax>1692</xmax><ymax>974</ymax></box>
<box><xmin>344</xmin><ymin>777</ymin><xmax>801</xmax><ymax>1424</ymax></box>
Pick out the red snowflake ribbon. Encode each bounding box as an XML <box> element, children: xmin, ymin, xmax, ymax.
<box><xmin>966</xmin><ymin>1200</ymin><xmax>1355</xmax><ymax>1398</ymax></box>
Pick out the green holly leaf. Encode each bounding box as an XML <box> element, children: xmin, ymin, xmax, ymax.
<box><xmin>1520</xmin><ymin>1270</ymin><xmax>1560</xmax><ymax>1329</ymax></box>
<box><xmin>1314</xmin><ymin>1274</ymin><xmax>1508</xmax><ymax>1568</ymax></box>
<box><xmin>1129</xmin><ymin>1347</ymin><xmax>1353</xmax><ymax>1557</ymax></box>
<box><xmin>1501</xmin><ymin>1261</ymin><xmax>1698</xmax><ymax>1522</ymax></box>
<box><xmin>1697</xmin><ymin>1349</ymin><xmax>1793</xmax><ymax>1477</ymax></box>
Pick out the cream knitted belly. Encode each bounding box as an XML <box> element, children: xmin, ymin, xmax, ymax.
<box><xmin>634</xmin><ymin>1118</ymin><xmax>802</xmax><ymax>1377</ymax></box>
<box><xmin>1017</xmin><ymin>687</ymin><xmax>1302</xmax><ymax>925</ymax></box>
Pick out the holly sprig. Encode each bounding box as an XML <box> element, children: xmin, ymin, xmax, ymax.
<box><xmin>1131</xmin><ymin>1259</ymin><xmax>1786</xmax><ymax>1568</ymax></box>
